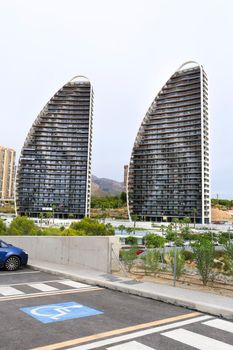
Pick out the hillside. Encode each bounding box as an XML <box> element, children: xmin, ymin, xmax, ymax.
<box><xmin>211</xmin><ymin>207</ymin><xmax>233</xmax><ymax>223</ymax></box>
<box><xmin>91</xmin><ymin>175</ymin><xmax>124</xmax><ymax>197</ymax></box>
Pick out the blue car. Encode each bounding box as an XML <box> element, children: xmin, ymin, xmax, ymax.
<box><xmin>0</xmin><ymin>240</ymin><xmax>28</xmax><ymax>271</ymax></box>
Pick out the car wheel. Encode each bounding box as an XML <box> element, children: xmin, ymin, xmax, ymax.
<box><xmin>4</xmin><ymin>256</ymin><xmax>21</xmax><ymax>271</ymax></box>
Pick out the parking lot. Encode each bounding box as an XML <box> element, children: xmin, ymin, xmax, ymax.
<box><xmin>0</xmin><ymin>268</ymin><xmax>233</xmax><ymax>350</ymax></box>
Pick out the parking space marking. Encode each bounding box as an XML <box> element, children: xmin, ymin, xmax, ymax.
<box><xmin>107</xmin><ymin>340</ymin><xmax>155</xmax><ymax>349</ymax></box>
<box><xmin>30</xmin><ymin>312</ymin><xmax>205</xmax><ymax>350</ymax></box>
<box><xmin>0</xmin><ymin>278</ymin><xmax>79</xmax><ymax>288</ymax></box>
<box><xmin>202</xmin><ymin>319</ymin><xmax>233</xmax><ymax>333</ymax></box>
<box><xmin>28</xmin><ymin>283</ymin><xmax>58</xmax><ymax>292</ymax></box>
<box><xmin>57</xmin><ymin>280</ymin><xmax>89</xmax><ymax>289</ymax></box>
<box><xmin>0</xmin><ymin>286</ymin><xmax>102</xmax><ymax>302</ymax></box>
<box><xmin>0</xmin><ymin>279</ymin><xmax>97</xmax><ymax>297</ymax></box>
<box><xmin>161</xmin><ymin>328</ymin><xmax>233</xmax><ymax>350</ymax></box>
<box><xmin>21</xmin><ymin>301</ymin><xmax>103</xmax><ymax>324</ymax></box>
<box><xmin>0</xmin><ymin>286</ymin><xmax>25</xmax><ymax>296</ymax></box>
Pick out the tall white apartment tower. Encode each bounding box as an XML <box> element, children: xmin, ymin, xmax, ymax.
<box><xmin>128</xmin><ymin>62</ymin><xmax>210</xmax><ymax>224</ymax></box>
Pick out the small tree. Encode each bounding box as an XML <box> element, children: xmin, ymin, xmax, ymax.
<box><xmin>193</xmin><ymin>208</ymin><xmax>198</xmax><ymax>228</ymax></box>
<box><xmin>142</xmin><ymin>250</ymin><xmax>160</xmax><ymax>275</ymax></box>
<box><xmin>165</xmin><ymin>224</ymin><xmax>177</xmax><ymax>241</ymax></box>
<box><xmin>131</xmin><ymin>215</ymin><xmax>139</xmax><ymax>234</ymax></box>
<box><xmin>121</xmin><ymin>247</ymin><xmax>137</xmax><ymax>272</ymax></box>
<box><xmin>193</xmin><ymin>239</ymin><xmax>215</xmax><ymax>285</ymax></box>
<box><xmin>46</xmin><ymin>211</ymin><xmax>53</xmax><ymax>226</ymax></box>
<box><xmin>183</xmin><ymin>217</ymin><xmax>191</xmax><ymax>228</ymax></box>
<box><xmin>39</xmin><ymin>212</ymin><xmax>44</xmax><ymax>228</ymax></box>
<box><xmin>168</xmin><ymin>249</ymin><xmax>185</xmax><ymax>280</ymax></box>
<box><xmin>172</xmin><ymin>218</ymin><xmax>180</xmax><ymax>232</ymax></box>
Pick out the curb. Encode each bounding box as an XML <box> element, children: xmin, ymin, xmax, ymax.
<box><xmin>28</xmin><ymin>264</ymin><xmax>233</xmax><ymax>320</ymax></box>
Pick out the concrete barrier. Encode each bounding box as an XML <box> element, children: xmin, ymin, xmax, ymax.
<box><xmin>0</xmin><ymin>236</ymin><xmax>120</xmax><ymax>273</ymax></box>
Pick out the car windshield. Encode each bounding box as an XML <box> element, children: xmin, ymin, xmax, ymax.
<box><xmin>0</xmin><ymin>241</ymin><xmax>9</xmax><ymax>248</ymax></box>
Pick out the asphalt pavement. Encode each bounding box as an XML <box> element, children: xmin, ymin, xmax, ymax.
<box><xmin>0</xmin><ymin>268</ymin><xmax>233</xmax><ymax>350</ymax></box>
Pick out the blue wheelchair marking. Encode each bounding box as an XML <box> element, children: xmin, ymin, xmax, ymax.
<box><xmin>20</xmin><ymin>301</ymin><xmax>103</xmax><ymax>324</ymax></box>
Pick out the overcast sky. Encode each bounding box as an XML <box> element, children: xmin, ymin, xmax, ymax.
<box><xmin>0</xmin><ymin>0</ymin><xmax>232</xmax><ymax>198</ymax></box>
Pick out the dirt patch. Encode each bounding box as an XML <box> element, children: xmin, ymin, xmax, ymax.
<box><xmin>113</xmin><ymin>269</ymin><xmax>233</xmax><ymax>298</ymax></box>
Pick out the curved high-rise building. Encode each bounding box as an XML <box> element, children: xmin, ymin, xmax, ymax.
<box><xmin>16</xmin><ymin>76</ymin><xmax>93</xmax><ymax>219</ymax></box>
<box><xmin>127</xmin><ymin>62</ymin><xmax>210</xmax><ymax>224</ymax></box>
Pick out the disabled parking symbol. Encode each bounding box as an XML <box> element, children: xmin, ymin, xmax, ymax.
<box><xmin>21</xmin><ymin>301</ymin><xmax>103</xmax><ymax>323</ymax></box>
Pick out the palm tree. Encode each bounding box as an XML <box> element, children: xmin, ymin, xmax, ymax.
<box><xmin>39</xmin><ymin>212</ymin><xmax>44</xmax><ymax>228</ymax></box>
<box><xmin>118</xmin><ymin>225</ymin><xmax>126</xmax><ymax>235</ymax></box>
<box><xmin>131</xmin><ymin>215</ymin><xmax>139</xmax><ymax>235</ymax></box>
<box><xmin>193</xmin><ymin>208</ymin><xmax>198</xmax><ymax>228</ymax></box>
<box><xmin>46</xmin><ymin>211</ymin><xmax>53</xmax><ymax>226</ymax></box>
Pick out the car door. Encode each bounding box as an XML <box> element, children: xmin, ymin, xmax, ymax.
<box><xmin>0</xmin><ymin>241</ymin><xmax>9</xmax><ymax>266</ymax></box>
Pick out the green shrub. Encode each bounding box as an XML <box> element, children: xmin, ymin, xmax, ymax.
<box><xmin>8</xmin><ymin>216</ymin><xmax>38</xmax><ymax>236</ymax></box>
<box><xmin>121</xmin><ymin>247</ymin><xmax>138</xmax><ymax>272</ymax></box>
<box><xmin>70</xmin><ymin>217</ymin><xmax>114</xmax><ymax>236</ymax></box>
<box><xmin>192</xmin><ymin>239</ymin><xmax>215</xmax><ymax>285</ymax></box>
<box><xmin>144</xmin><ymin>233</ymin><xmax>165</xmax><ymax>248</ymax></box>
<box><xmin>125</xmin><ymin>236</ymin><xmax>138</xmax><ymax>246</ymax></box>
<box><xmin>224</xmin><ymin>242</ymin><xmax>233</xmax><ymax>274</ymax></box>
<box><xmin>142</xmin><ymin>250</ymin><xmax>160</xmax><ymax>275</ymax></box>
<box><xmin>182</xmin><ymin>250</ymin><xmax>194</xmax><ymax>261</ymax></box>
<box><xmin>60</xmin><ymin>228</ymin><xmax>78</xmax><ymax>236</ymax></box>
<box><xmin>168</xmin><ymin>250</ymin><xmax>185</xmax><ymax>279</ymax></box>
<box><xmin>0</xmin><ymin>218</ymin><xmax>7</xmax><ymax>235</ymax></box>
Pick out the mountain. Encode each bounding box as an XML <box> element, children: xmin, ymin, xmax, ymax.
<box><xmin>91</xmin><ymin>175</ymin><xmax>124</xmax><ymax>197</ymax></box>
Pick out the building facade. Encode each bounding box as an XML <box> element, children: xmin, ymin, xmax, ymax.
<box><xmin>16</xmin><ymin>76</ymin><xmax>93</xmax><ymax>218</ymax></box>
<box><xmin>127</xmin><ymin>61</ymin><xmax>210</xmax><ymax>224</ymax></box>
<box><xmin>124</xmin><ymin>165</ymin><xmax>128</xmax><ymax>192</ymax></box>
<box><xmin>0</xmin><ymin>146</ymin><xmax>16</xmax><ymax>200</ymax></box>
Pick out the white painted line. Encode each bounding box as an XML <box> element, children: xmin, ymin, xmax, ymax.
<box><xmin>0</xmin><ymin>279</ymin><xmax>73</xmax><ymax>288</ymax></box>
<box><xmin>0</xmin><ymin>286</ymin><xmax>25</xmax><ymax>296</ymax></box>
<box><xmin>58</xmin><ymin>280</ymin><xmax>89</xmax><ymax>289</ymax></box>
<box><xmin>203</xmin><ymin>319</ymin><xmax>233</xmax><ymax>334</ymax></box>
<box><xmin>0</xmin><ymin>270</ymin><xmax>40</xmax><ymax>276</ymax></box>
<box><xmin>162</xmin><ymin>328</ymin><xmax>233</xmax><ymax>350</ymax></box>
<box><xmin>64</xmin><ymin>315</ymin><xmax>212</xmax><ymax>350</ymax></box>
<box><xmin>0</xmin><ymin>286</ymin><xmax>102</xmax><ymax>302</ymax></box>
<box><xmin>107</xmin><ymin>340</ymin><xmax>155</xmax><ymax>349</ymax></box>
<box><xmin>28</xmin><ymin>283</ymin><xmax>58</xmax><ymax>292</ymax></box>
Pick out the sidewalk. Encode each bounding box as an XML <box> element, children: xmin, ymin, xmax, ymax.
<box><xmin>28</xmin><ymin>260</ymin><xmax>233</xmax><ymax>320</ymax></box>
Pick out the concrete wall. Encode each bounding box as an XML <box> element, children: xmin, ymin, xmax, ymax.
<box><xmin>1</xmin><ymin>236</ymin><xmax>120</xmax><ymax>273</ymax></box>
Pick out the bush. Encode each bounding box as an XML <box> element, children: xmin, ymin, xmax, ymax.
<box><xmin>39</xmin><ymin>227</ymin><xmax>60</xmax><ymax>236</ymax></box>
<box><xmin>144</xmin><ymin>233</ymin><xmax>165</xmax><ymax>248</ymax></box>
<box><xmin>192</xmin><ymin>239</ymin><xmax>215</xmax><ymax>285</ymax></box>
<box><xmin>165</xmin><ymin>224</ymin><xmax>177</xmax><ymax>241</ymax></box>
<box><xmin>121</xmin><ymin>247</ymin><xmax>138</xmax><ymax>272</ymax></box>
<box><xmin>8</xmin><ymin>216</ymin><xmax>38</xmax><ymax>236</ymax></box>
<box><xmin>182</xmin><ymin>250</ymin><xmax>194</xmax><ymax>261</ymax></box>
<box><xmin>224</xmin><ymin>242</ymin><xmax>233</xmax><ymax>274</ymax></box>
<box><xmin>91</xmin><ymin>195</ymin><xmax>126</xmax><ymax>209</ymax></box>
<box><xmin>70</xmin><ymin>217</ymin><xmax>114</xmax><ymax>236</ymax></box>
<box><xmin>60</xmin><ymin>228</ymin><xmax>79</xmax><ymax>236</ymax></box>
<box><xmin>168</xmin><ymin>250</ymin><xmax>185</xmax><ymax>279</ymax></box>
<box><xmin>125</xmin><ymin>236</ymin><xmax>138</xmax><ymax>246</ymax></box>
<box><xmin>0</xmin><ymin>218</ymin><xmax>7</xmax><ymax>235</ymax></box>
<box><xmin>141</xmin><ymin>250</ymin><xmax>160</xmax><ymax>275</ymax></box>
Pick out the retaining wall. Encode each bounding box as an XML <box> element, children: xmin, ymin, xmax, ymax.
<box><xmin>1</xmin><ymin>236</ymin><xmax>120</xmax><ymax>273</ymax></box>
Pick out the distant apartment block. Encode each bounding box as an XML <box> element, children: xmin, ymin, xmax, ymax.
<box><xmin>0</xmin><ymin>146</ymin><xmax>16</xmax><ymax>200</ymax></box>
<box><xmin>16</xmin><ymin>76</ymin><xmax>93</xmax><ymax>218</ymax></box>
<box><xmin>127</xmin><ymin>61</ymin><xmax>210</xmax><ymax>224</ymax></box>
